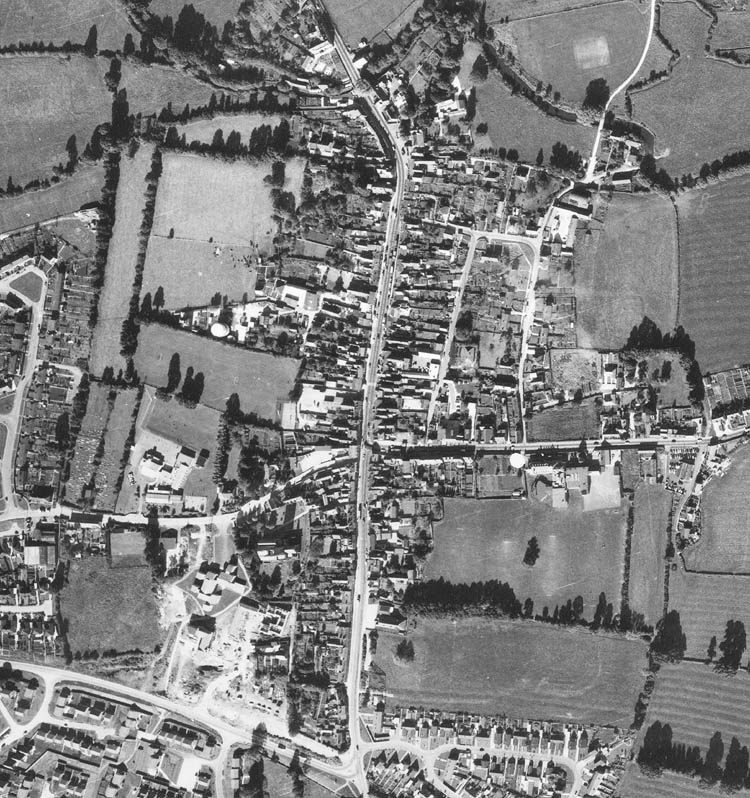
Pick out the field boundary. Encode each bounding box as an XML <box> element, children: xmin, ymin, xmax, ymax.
<box><xmin>487</xmin><ymin>0</ymin><xmax>626</xmax><ymax>24</ymax></box>
<box><xmin>679</xmin><ymin>557</ymin><xmax>750</xmax><ymax>577</ymax></box>
<box><xmin>670</xmin><ymin>196</ymin><xmax>682</xmax><ymax>323</ymax></box>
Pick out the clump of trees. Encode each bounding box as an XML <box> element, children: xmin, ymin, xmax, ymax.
<box><xmin>523</xmin><ymin>536</ymin><xmax>540</xmax><ymax>566</ymax></box>
<box><xmin>650</xmin><ymin>610</ymin><xmax>686</xmax><ymax>661</ymax></box>
<box><xmin>583</xmin><ymin>77</ymin><xmax>610</xmax><ymax>110</ymax></box>
<box><xmin>395</xmin><ymin>639</ymin><xmax>415</xmax><ymax>661</ymax></box>
<box><xmin>716</xmin><ymin>619</ymin><xmax>746</xmax><ymax>673</ymax></box>
<box><xmin>549</xmin><ymin>141</ymin><xmax>582</xmax><ymax>171</ymax></box>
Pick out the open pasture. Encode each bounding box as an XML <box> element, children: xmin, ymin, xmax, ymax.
<box><xmin>152</xmin><ymin>153</ymin><xmax>276</xmax><ymax>251</ymax></box>
<box><xmin>90</xmin><ymin>145</ymin><xmax>154</xmax><ymax>379</ymax></box>
<box><xmin>683</xmin><ymin>443</ymin><xmax>750</xmax><ymax>573</ymax></box>
<box><xmin>142</xmin><ymin>237</ymin><xmax>256</xmax><ymax>310</ymax></box>
<box><xmin>621</xmin><ymin>764</ymin><xmax>724</xmax><ymax>798</ymax></box>
<box><xmin>424</xmin><ymin>496</ymin><xmax>626</xmax><ymax>619</ymax></box>
<box><xmin>0</xmin><ymin>55</ymin><xmax>110</xmax><ymax>185</ymax></box>
<box><xmin>574</xmin><ymin>192</ymin><xmax>678</xmax><ymax>350</ymax></box>
<box><xmin>178</xmin><ymin>113</ymin><xmax>281</xmax><ymax>145</ymax></box>
<box><xmin>0</xmin><ymin>0</ymin><xmax>137</xmax><ymax>50</ymax></box>
<box><xmin>61</xmin><ymin>557</ymin><xmax>162</xmax><ymax>657</ymax></box>
<box><xmin>325</xmin><ymin>0</ymin><xmax>420</xmax><ymax>47</ymax></box>
<box><xmin>120</xmin><ymin>62</ymin><xmax>217</xmax><ymax>117</ymax></box>
<box><xmin>507</xmin><ymin>1</ymin><xmax>650</xmax><ymax>105</ymax></box>
<box><xmin>675</xmin><ymin>174</ymin><xmax>750</xmax><ymax>371</ymax></box>
<box><xmin>631</xmin><ymin>3</ymin><xmax>750</xmax><ymax>174</ymax></box>
<box><xmin>373</xmin><ymin>618</ymin><xmax>646</xmax><ymax>723</ymax></box>
<box><xmin>669</xmin><ymin>569</ymin><xmax>750</xmax><ymax>664</ymax></box>
<box><xmin>0</xmin><ymin>165</ymin><xmax>104</xmax><ymax>235</ymax></box>
<box><xmin>629</xmin><ymin>485</ymin><xmax>670</xmax><ymax>625</ymax></box>
<box><xmin>713</xmin><ymin>11</ymin><xmax>750</xmax><ymax>49</ymax></box>
<box><xmin>134</xmin><ymin>324</ymin><xmax>299</xmax><ymax>419</ymax></box>
<box><xmin>526</xmin><ymin>401</ymin><xmax>599</xmax><ymax>441</ymax></box>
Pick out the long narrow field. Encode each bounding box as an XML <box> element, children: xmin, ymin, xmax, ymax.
<box><xmin>0</xmin><ymin>0</ymin><xmax>138</xmax><ymax>50</ymax></box>
<box><xmin>0</xmin><ymin>54</ymin><xmax>111</xmax><ymax>186</ymax></box>
<box><xmin>629</xmin><ymin>485</ymin><xmax>671</xmax><ymax>625</ymax></box>
<box><xmin>90</xmin><ymin>144</ymin><xmax>155</xmax><ymax>379</ymax></box>
<box><xmin>669</xmin><ymin>569</ymin><xmax>750</xmax><ymax>664</ymax></box>
<box><xmin>178</xmin><ymin>113</ymin><xmax>282</xmax><ymax>144</ymax></box>
<box><xmin>0</xmin><ymin>165</ymin><xmax>104</xmax><ymax>234</ymax></box>
<box><xmin>683</xmin><ymin>443</ymin><xmax>750</xmax><ymax>573</ymax></box>
<box><xmin>574</xmin><ymin>192</ymin><xmax>678</xmax><ymax>349</ymax></box>
<box><xmin>373</xmin><ymin>618</ymin><xmax>647</xmax><ymax>723</ymax></box>
<box><xmin>676</xmin><ymin>174</ymin><xmax>750</xmax><ymax>371</ymax></box>
<box><xmin>152</xmin><ymin>153</ymin><xmax>276</xmax><ymax>251</ymax></box>
<box><xmin>631</xmin><ymin>2</ymin><xmax>750</xmax><ymax>174</ymax></box>
<box><xmin>134</xmin><ymin>324</ymin><xmax>299</xmax><ymax>419</ymax></box>
<box><xmin>506</xmin><ymin>0</ymin><xmax>651</xmax><ymax>105</ymax></box>
<box><xmin>621</xmin><ymin>759</ymin><xmax>727</xmax><ymax>798</ymax></box>
<box><xmin>424</xmin><ymin>496</ymin><xmax>626</xmax><ymax>619</ymax></box>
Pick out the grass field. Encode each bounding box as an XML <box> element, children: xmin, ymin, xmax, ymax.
<box><xmin>120</xmin><ymin>62</ymin><xmax>217</xmax><ymax>117</ymax></box>
<box><xmin>134</xmin><ymin>324</ymin><xmax>299</xmax><ymax>418</ymax></box>
<box><xmin>142</xmin><ymin>237</ymin><xmax>256</xmax><ymax>310</ymax></box>
<box><xmin>425</xmin><ymin>496</ymin><xmax>627</xmax><ymax>619</ymax></box>
<box><xmin>527</xmin><ymin>401</ymin><xmax>600</xmax><ymax>442</ymax></box>
<box><xmin>0</xmin><ymin>0</ymin><xmax>137</xmax><ymax>50</ymax></box>
<box><xmin>630</xmin><ymin>485</ymin><xmax>671</xmax><ymax>625</ymax></box>
<box><xmin>97</xmin><ymin>389</ymin><xmax>139</xmax><ymax>511</ymax></box>
<box><xmin>631</xmin><ymin>2</ymin><xmax>750</xmax><ymax>174</ymax></box>
<box><xmin>676</xmin><ymin>174</ymin><xmax>750</xmax><ymax>370</ymax></box>
<box><xmin>9</xmin><ymin>271</ymin><xmax>43</xmax><ymax>302</ymax></box>
<box><xmin>152</xmin><ymin>153</ymin><xmax>276</xmax><ymax>251</ymax></box>
<box><xmin>669</xmin><ymin>569</ymin><xmax>750</xmax><ymax>664</ymax></box>
<box><xmin>0</xmin><ymin>55</ymin><xmax>110</xmax><ymax>186</ymax></box>
<box><xmin>90</xmin><ymin>144</ymin><xmax>154</xmax><ymax>380</ymax></box>
<box><xmin>486</xmin><ymin>0</ymin><xmax>629</xmax><ymax>22</ymax></box>
<box><xmin>507</xmin><ymin>1</ymin><xmax>650</xmax><ymax>105</ymax></box>
<box><xmin>61</xmin><ymin>557</ymin><xmax>162</xmax><ymax>657</ymax></box>
<box><xmin>0</xmin><ymin>165</ymin><xmax>104</xmax><ymax>235</ymax></box>
<box><xmin>326</xmin><ymin>0</ymin><xmax>420</xmax><ymax>46</ymax></box>
<box><xmin>713</xmin><ymin>11</ymin><xmax>750</xmax><ymax>49</ymax></box>
<box><xmin>179</xmin><ymin>113</ymin><xmax>281</xmax><ymax>144</ymax></box>
<box><xmin>574</xmin><ymin>192</ymin><xmax>678</xmax><ymax>349</ymax></box>
<box><xmin>683</xmin><ymin>443</ymin><xmax>750</xmax><ymax>573</ymax></box>
<box><xmin>373</xmin><ymin>618</ymin><xmax>646</xmax><ymax>723</ymax></box>
<box><xmin>473</xmin><ymin>72</ymin><xmax>596</xmax><ymax>163</ymax></box>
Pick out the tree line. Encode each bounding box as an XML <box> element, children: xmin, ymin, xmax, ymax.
<box><xmin>163</xmin><ymin>118</ymin><xmax>291</xmax><ymax>160</ymax></box>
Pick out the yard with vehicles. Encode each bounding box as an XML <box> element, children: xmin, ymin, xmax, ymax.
<box><xmin>676</xmin><ymin>174</ymin><xmax>750</xmax><ymax>371</ymax></box>
<box><xmin>631</xmin><ymin>2</ymin><xmax>750</xmax><ymax>175</ymax></box>
<box><xmin>134</xmin><ymin>323</ymin><xmax>299</xmax><ymax>418</ymax></box>
<box><xmin>503</xmin><ymin>0</ymin><xmax>651</xmax><ymax>105</ymax></box>
<box><xmin>527</xmin><ymin>401</ymin><xmax>600</xmax><ymax>442</ymax></box>
<box><xmin>325</xmin><ymin>0</ymin><xmax>419</xmax><ymax>46</ymax></box>
<box><xmin>151</xmin><ymin>153</ymin><xmax>277</xmax><ymax>251</ymax></box>
<box><xmin>574</xmin><ymin>192</ymin><xmax>678</xmax><ymax>350</ymax></box>
<box><xmin>620</xmin><ymin>661</ymin><xmax>750</xmax><ymax>798</ymax></box>
<box><xmin>61</xmin><ymin>556</ymin><xmax>163</xmax><ymax>658</ymax></box>
<box><xmin>424</xmin><ymin>496</ymin><xmax>627</xmax><ymax>620</ymax></box>
<box><xmin>669</xmin><ymin>569</ymin><xmax>750</xmax><ymax>665</ymax></box>
<box><xmin>683</xmin><ymin>444</ymin><xmax>750</xmax><ymax>573</ymax></box>
<box><xmin>373</xmin><ymin>618</ymin><xmax>646</xmax><ymax>724</ymax></box>
<box><xmin>629</xmin><ymin>485</ymin><xmax>671</xmax><ymax>626</ymax></box>
<box><xmin>0</xmin><ymin>0</ymin><xmax>137</xmax><ymax>50</ymax></box>
<box><xmin>0</xmin><ymin>165</ymin><xmax>104</xmax><ymax>235</ymax></box>
<box><xmin>141</xmin><ymin>238</ymin><xmax>256</xmax><ymax>310</ymax></box>
<box><xmin>0</xmin><ymin>54</ymin><xmax>111</xmax><ymax>186</ymax></box>
<box><xmin>90</xmin><ymin>144</ymin><xmax>155</xmax><ymax>380</ymax></box>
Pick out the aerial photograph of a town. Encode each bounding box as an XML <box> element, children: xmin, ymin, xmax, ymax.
<box><xmin>1</xmin><ymin>0</ymin><xmax>750</xmax><ymax>796</ymax></box>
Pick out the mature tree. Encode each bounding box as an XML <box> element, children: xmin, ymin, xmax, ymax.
<box><xmin>65</xmin><ymin>135</ymin><xmax>78</xmax><ymax>172</ymax></box>
<box><xmin>396</xmin><ymin>639</ymin><xmax>415</xmax><ymax>661</ymax></box>
<box><xmin>722</xmin><ymin>737</ymin><xmax>750</xmax><ymax>791</ymax></box>
<box><xmin>140</xmin><ymin>292</ymin><xmax>152</xmax><ymax>318</ymax></box>
<box><xmin>111</xmin><ymin>88</ymin><xmax>131</xmax><ymax>140</ymax></box>
<box><xmin>536</xmin><ymin>148</ymin><xmax>544</xmax><ymax>166</ymax></box>
<box><xmin>84</xmin><ymin>24</ymin><xmax>98</xmax><ymax>56</ymax></box>
<box><xmin>701</xmin><ymin>731</ymin><xmax>724</xmax><ymax>785</ymax></box>
<box><xmin>471</xmin><ymin>54</ymin><xmax>489</xmax><ymax>80</ymax></box>
<box><xmin>523</xmin><ymin>597</ymin><xmax>534</xmax><ymax>617</ymax></box>
<box><xmin>523</xmin><ymin>536</ymin><xmax>540</xmax><ymax>567</ymax></box>
<box><xmin>583</xmin><ymin>77</ymin><xmax>610</xmax><ymax>109</ymax></box>
<box><xmin>153</xmin><ymin>285</ymin><xmax>165</xmax><ymax>311</ymax></box>
<box><xmin>166</xmin><ymin>353</ymin><xmax>181</xmax><ymax>393</ymax></box>
<box><xmin>465</xmin><ymin>87</ymin><xmax>477</xmax><ymax>122</ymax></box>
<box><xmin>192</xmin><ymin>372</ymin><xmax>205</xmax><ymax>403</ymax></box>
<box><xmin>55</xmin><ymin>412</ymin><xmax>70</xmax><ymax>448</ymax></box>
<box><xmin>651</xmin><ymin>610</ymin><xmax>686</xmax><ymax>661</ymax></box>
<box><xmin>226</xmin><ymin>393</ymin><xmax>242</xmax><ymax>423</ymax></box>
<box><xmin>707</xmin><ymin>634</ymin><xmax>717</xmax><ymax>662</ymax></box>
<box><xmin>181</xmin><ymin>366</ymin><xmax>195</xmax><ymax>400</ymax></box>
<box><xmin>717</xmin><ymin>619</ymin><xmax>746</xmax><ymax>672</ymax></box>
<box><xmin>476</xmin><ymin>122</ymin><xmax>488</xmax><ymax>135</ymax></box>
<box><xmin>123</xmin><ymin>32</ymin><xmax>135</xmax><ymax>56</ymax></box>
<box><xmin>270</xmin><ymin>565</ymin><xmax>282</xmax><ymax>585</ymax></box>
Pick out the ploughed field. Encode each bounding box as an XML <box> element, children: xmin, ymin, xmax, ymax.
<box><xmin>425</xmin><ymin>497</ymin><xmax>626</xmax><ymax>621</ymax></box>
<box><xmin>373</xmin><ymin>618</ymin><xmax>646</xmax><ymax>724</ymax></box>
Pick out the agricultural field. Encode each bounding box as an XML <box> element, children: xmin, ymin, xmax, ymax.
<box><xmin>526</xmin><ymin>401</ymin><xmax>600</xmax><ymax>441</ymax></box>
<box><xmin>90</xmin><ymin>144</ymin><xmax>155</xmax><ymax>380</ymax></box>
<box><xmin>372</xmin><ymin>618</ymin><xmax>647</xmax><ymax>723</ymax></box>
<box><xmin>629</xmin><ymin>485</ymin><xmax>671</xmax><ymax>625</ymax></box>
<box><xmin>325</xmin><ymin>0</ymin><xmax>420</xmax><ymax>47</ymax></box>
<box><xmin>424</xmin><ymin>496</ymin><xmax>627</xmax><ymax>618</ymax></box>
<box><xmin>631</xmin><ymin>2</ymin><xmax>750</xmax><ymax>174</ymax></box>
<box><xmin>120</xmin><ymin>62</ymin><xmax>217</xmax><ymax>116</ymax></box>
<box><xmin>486</xmin><ymin>0</ymin><xmax>626</xmax><ymax>22</ymax></box>
<box><xmin>620</xmin><ymin>662</ymin><xmax>750</xmax><ymax>798</ymax></box>
<box><xmin>676</xmin><ymin>174</ymin><xmax>750</xmax><ymax>370</ymax></box>
<box><xmin>152</xmin><ymin>153</ymin><xmax>276</xmax><ymax>251</ymax></box>
<box><xmin>0</xmin><ymin>0</ymin><xmax>137</xmax><ymax>50</ymax></box>
<box><xmin>505</xmin><ymin>1</ymin><xmax>650</xmax><ymax>105</ymax></box>
<box><xmin>134</xmin><ymin>324</ymin><xmax>299</xmax><ymax>418</ymax></box>
<box><xmin>473</xmin><ymin>72</ymin><xmax>596</xmax><ymax>163</ymax></box>
<box><xmin>178</xmin><ymin>113</ymin><xmax>282</xmax><ymax>144</ymax></box>
<box><xmin>0</xmin><ymin>165</ymin><xmax>104</xmax><ymax>235</ymax></box>
<box><xmin>683</xmin><ymin>443</ymin><xmax>750</xmax><ymax>573</ymax></box>
<box><xmin>0</xmin><ymin>55</ymin><xmax>110</xmax><ymax>186</ymax></box>
<box><xmin>142</xmin><ymin>238</ymin><xmax>256</xmax><ymax>310</ymax></box>
<box><xmin>713</xmin><ymin>11</ymin><xmax>750</xmax><ymax>49</ymax></box>
<box><xmin>574</xmin><ymin>192</ymin><xmax>678</xmax><ymax>350</ymax></box>
<box><xmin>669</xmin><ymin>569</ymin><xmax>750</xmax><ymax>664</ymax></box>
<box><xmin>61</xmin><ymin>557</ymin><xmax>162</xmax><ymax>657</ymax></box>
